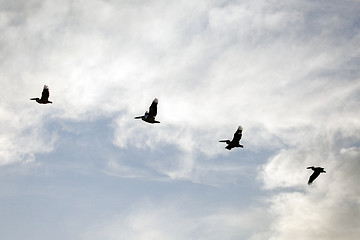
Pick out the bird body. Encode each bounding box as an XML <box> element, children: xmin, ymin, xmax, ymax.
<box><xmin>307</xmin><ymin>166</ymin><xmax>326</xmax><ymax>185</ymax></box>
<box><xmin>31</xmin><ymin>85</ymin><xmax>52</xmax><ymax>104</ymax></box>
<box><xmin>219</xmin><ymin>126</ymin><xmax>243</xmax><ymax>150</ymax></box>
<box><xmin>134</xmin><ymin>98</ymin><xmax>160</xmax><ymax>124</ymax></box>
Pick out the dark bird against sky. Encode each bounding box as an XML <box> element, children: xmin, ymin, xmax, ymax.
<box><xmin>307</xmin><ymin>166</ymin><xmax>326</xmax><ymax>185</ymax></box>
<box><xmin>30</xmin><ymin>85</ymin><xmax>53</xmax><ymax>104</ymax></box>
<box><xmin>134</xmin><ymin>98</ymin><xmax>160</xmax><ymax>124</ymax></box>
<box><xmin>219</xmin><ymin>126</ymin><xmax>243</xmax><ymax>150</ymax></box>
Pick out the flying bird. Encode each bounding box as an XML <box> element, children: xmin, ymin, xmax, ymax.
<box><xmin>219</xmin><ymin>125</ymin><xmax>243</xmax><ymax>150</ymax></box>
<box><xmin>307</xmin><ymin>166</ymin><xmax>326</xmax><ymax>185</ymax></box>
<box><xmin>134</xmin><ymin>98</ymin><xmax>160</xmax><ymax>124</ymax></box>
<box><xmin>30</xmin><ymin>85</ymin><xmax>53</xmax><ymax>104</ymax></box>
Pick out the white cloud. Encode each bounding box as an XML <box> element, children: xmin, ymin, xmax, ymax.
<box><xmin>259</xmin><ymin>124</ymin><xmax>360</xmax><ymax>240</ymax></box>
<box><xmin>0</xmin><ymin>104</ymin><xmax>57</xmax><ymax>165</ymax></box>
<box><xmin>0</xmin><ymin>1</ymin><xmax>360</xmax><ymax>239</ymax></box>
<box><xmin>84</xmin><ymin>200</ymin><xmax>269</xmax><ymax>240</ymax></box>
<box><xmin>1</xmin><ymin>0</ymin><xmax>359</xmax><ymax>182</ymax></box>
<box><xmin>264</xmin><ymin>148</ymin><xmax>360</xmax><ymax>240</ymax></box>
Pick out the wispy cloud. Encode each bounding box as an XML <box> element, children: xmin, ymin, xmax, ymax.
<box><xmin>0</xmin><ymin>0</ymin><xmax>360</xmax><ymax>239</ymax></box>
<box><xmin>84</xmin><ymin>200</ymin><xmax>269</xmax><ymax>240</ymax></box>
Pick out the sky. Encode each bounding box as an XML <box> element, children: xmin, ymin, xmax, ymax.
<box><xmin>1</xmin><ymin>0</ymin><xmax>360</xmax><ymax>239</ymax></box>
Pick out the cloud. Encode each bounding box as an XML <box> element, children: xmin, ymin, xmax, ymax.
<box><xmin>262</xmin><ymin>148</ymin><xmax>360</xmax><ymax>240</ymax></box>
<box><xmin>84</xmin><ymin>199</ymin><xmax>269</xmax><ymax>240</ymax></box>
<box><xmin>0</xmin><ymin>105</ymin><xmax>57</xmax><ymax>165</ymax></box>
<box><xmin>1</xmin><ymin>0</ymin><xmax>359</xmax><ymax>183</ymax></box>
<box><xmin>259</xmin><ymin>115</ymin><xmax>360</xmax><ymax>239</ymax></box>
<box><xmin>0</xmin><ymin>1</ymin><xmax>360</xmax><ymax>240</ymax></box>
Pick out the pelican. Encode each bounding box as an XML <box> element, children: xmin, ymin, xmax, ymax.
<box><xmin>219</xmin><ymin>125</ymin><xmax>243</xmax><ymax>150</ymax></box>
<box><xmin>30</xmin><ymin>85</ymin><xmax>52</xmax><ymax>104</ymax></box>
<box><xmin>307</xmin><ymin>166</ymin><xmax>326</xmax><ymax>185</ymax></box>
<box><xmin>134</xmin><ymin>98</ymin><xmax>160</xmax><ymax>124</ymax></box>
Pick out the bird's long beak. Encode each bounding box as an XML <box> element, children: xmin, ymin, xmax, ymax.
<box><xmin>30</xmin><ymin>98</ymin><xmax>37</xmax><ymax>100</ymax></box>
<box><xmin>134</xmin><ymin>116</ymin><xmax>143</xmax><ymax>119</ymax></box>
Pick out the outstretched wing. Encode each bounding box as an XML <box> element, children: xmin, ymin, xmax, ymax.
<box><xmin>148</xmin><ymin>98</ymin><xmax>158</xmax><ymax>118</ymax></box>
<box><xmin>308</xmin><ymin>171</ymin><xmax>320</xmax><ymax>185</ymax></box>
<box><xmin>40</xmin><ymin>85</ymin><xmax>50</xmax><ymax>101</ymax></box>
<box><xmin>232</xmin><ymin>128</ymin><xmax>242</xmax><ymax>143</ymax></box>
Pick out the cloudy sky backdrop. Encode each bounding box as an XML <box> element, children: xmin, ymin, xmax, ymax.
<box><xmin>1</xmin><ymin>0</ymin><xmax>360</xmax><ymax>239</ymax></box>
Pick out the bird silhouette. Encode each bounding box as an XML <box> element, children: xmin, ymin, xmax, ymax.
<box><xmin>30</xmin><ymin>85</ymin><xmax>52</xmax><ymax>104</ymax></box>
<box><xmin>219</xmin><ymin>126</ymin><xmax>243</xmax><ymax>150</ymax></box>
<box><xmin>134</xmin><ymin>98</ymin><xmax>160</xmax><ymax>124</ymax></box>
<box><xmin>307</xmin><ymin>166</ymin><xmax>326</xmax><ymax>185</ymax></box>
